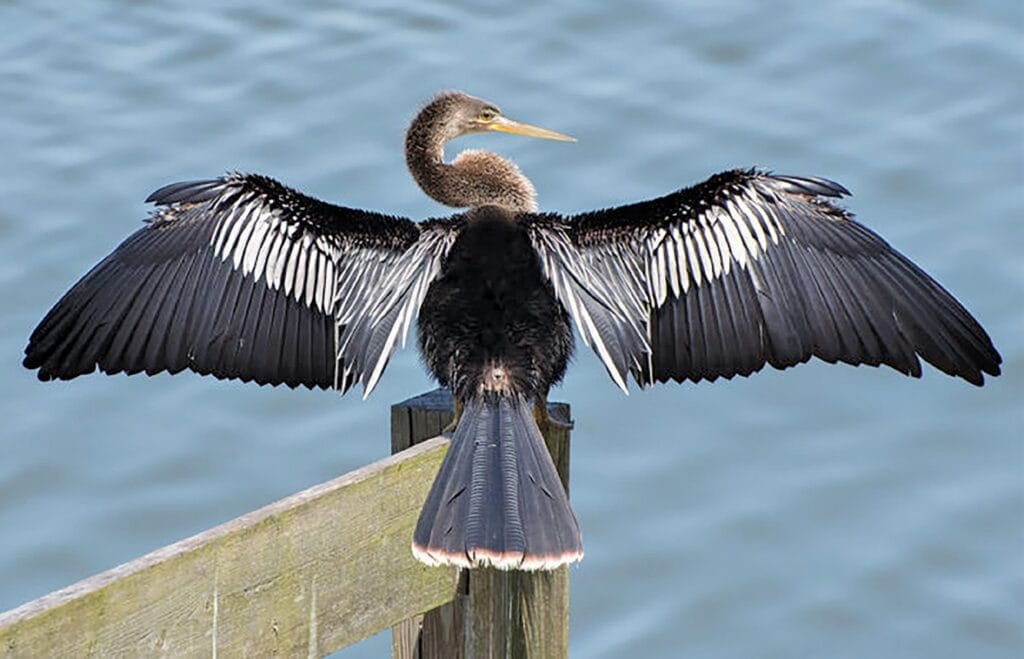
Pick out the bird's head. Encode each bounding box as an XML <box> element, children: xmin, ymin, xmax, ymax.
<box><xmin>428</xmin><ymin>91</ymin><xmax>575</xmax><ymax>144</ymax></box>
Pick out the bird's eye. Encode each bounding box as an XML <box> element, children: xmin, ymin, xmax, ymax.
<box><xmin>478</xmin><ymin>108</ymin><xmax>498</xmax><ymax>122</ymax></box>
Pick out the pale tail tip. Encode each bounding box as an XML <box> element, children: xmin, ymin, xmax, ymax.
<box><xmin>412</xmin><ymin>542</ymin><xmax>583</xmax><ymax>571</ymax></box>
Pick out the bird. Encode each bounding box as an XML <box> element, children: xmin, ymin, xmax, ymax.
<box><xmin>23</xmin><ymin>91</ymin><xmax>1002</xmax><ymax>571</ymax></box>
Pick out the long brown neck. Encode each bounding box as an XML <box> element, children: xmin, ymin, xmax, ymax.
<box><xmin>405</xmin><ymin>99</ymin><xmax>537</xmax><ymax>212</ymax></box>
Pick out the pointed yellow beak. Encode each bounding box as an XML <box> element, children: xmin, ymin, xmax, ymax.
<box><xmin>487</xmin><ymin>116</ymin><xmax>576</xmax><ymax>142</ymax></box>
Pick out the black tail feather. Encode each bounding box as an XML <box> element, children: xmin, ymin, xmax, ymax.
<box><xmin>412</xmin><ymin>396</ymin><xmax>582</xmax><ymax>570</ymax></box>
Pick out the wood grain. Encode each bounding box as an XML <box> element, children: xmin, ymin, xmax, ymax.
<box><xmin>0</xmin><ymin>438</ymin><xmax>459</xmax><ymax>658</ymax></box>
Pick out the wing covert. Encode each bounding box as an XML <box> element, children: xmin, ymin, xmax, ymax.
<box><xmin>526</xmin><ymin>169</ymin><xmax>1001</xmax><ymax>388</ymax></box>
<box><xmin>24</xmin><ymin>173</ymin><xmax>456</xmax><ymax>395</ymax></box>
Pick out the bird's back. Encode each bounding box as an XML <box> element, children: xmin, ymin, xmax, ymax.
<box><xmin>417</xmin><ymin>206</ymin><xmax>573</xmax><ymax>401</ymax></box>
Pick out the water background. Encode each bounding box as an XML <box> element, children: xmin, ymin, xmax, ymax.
<box><xmin>1</xmin><ymin>1</ymin><xmax>1021</xmax><ymax>657</ymax></box>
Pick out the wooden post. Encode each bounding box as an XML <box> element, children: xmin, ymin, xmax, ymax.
<box><xmin>390</xmin><ymin>389</ymin><xmax>573</xmax><ymax>659</ymax></box>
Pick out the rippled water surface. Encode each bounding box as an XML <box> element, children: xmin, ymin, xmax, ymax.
<box><xmin>1</xmin><ymin>1</ymin><xmax>1021</xmax><ymax>657</ymax></box>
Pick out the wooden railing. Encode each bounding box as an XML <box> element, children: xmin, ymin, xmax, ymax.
<box><xmin>0</xmin><ymin>389</ymin><xmax>572</xmax><ymax>658</ymax></box>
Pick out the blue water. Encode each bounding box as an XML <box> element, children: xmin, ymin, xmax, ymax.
<box><xmin>2</xmin><ymin>1</ymin><xmax>1021</xmax><ymax>656</ymax></box>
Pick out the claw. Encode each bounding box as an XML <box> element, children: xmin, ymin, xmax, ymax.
<box><xmin>442</xmin><ymin>398</ymin><xmax>463</xmax><ymax>435</ymax></box>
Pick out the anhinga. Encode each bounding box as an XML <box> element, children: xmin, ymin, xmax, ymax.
<box><xmin>24</xmin><ymin>91</ymin><xmax>1002</xmax><ymax>570</ymax></box>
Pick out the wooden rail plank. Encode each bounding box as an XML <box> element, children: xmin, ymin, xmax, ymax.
<box><xmin>0</xmin><ymin>438</ymin><xmax>459</xmax><ymax>658</ymax></box>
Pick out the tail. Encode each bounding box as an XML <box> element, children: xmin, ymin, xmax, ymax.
<box><xmin>412</xmin><ymin>396</ymin><xmax>583</xmax><ymax>570</ymax></box>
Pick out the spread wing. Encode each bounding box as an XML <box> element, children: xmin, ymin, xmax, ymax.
<box><xmin>525</xmin><ymin>169</ymin><xmax>1001</xmax><ymax>390</ymax></box>
<box><xmin>24</xmin><ymin>173</ymin><xmax>460</xmax><ymax>395</ymax></box>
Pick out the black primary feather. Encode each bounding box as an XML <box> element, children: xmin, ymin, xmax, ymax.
<box><xmin>525</xmin><ymin>169</ymin><xmax>1001</xmax><ymax>389</ymax></box>
<box><xmin>24</xmin><ymin>173</ymin><xmax>429</xmax><ymax>393</ymax></box>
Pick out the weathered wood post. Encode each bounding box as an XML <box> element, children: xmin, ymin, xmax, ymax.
<box><xmin>390</xmin><ymin>388</ymin><xmax>573</xmax><ymax>658</ymax></box>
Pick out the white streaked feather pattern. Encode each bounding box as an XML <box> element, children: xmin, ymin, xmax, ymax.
<box><xmin>144</xmin><ymin>172</ymin><xmax>439</xmax><ymax>394</ymax></box>
<box><xmin>524</xmin><ymin>169</ymin><xmax>863</xmax><ymax>388</ymax></box>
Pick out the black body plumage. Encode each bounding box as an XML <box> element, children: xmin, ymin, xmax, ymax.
<box><xmin>413</xmin><ymin>206</ymin><xmax>579</xmax><ymax>568</ymax></box>
<box><xmin>418</xmin><ymin>206</ymin><xmax>573</xmax><ymax>400</ymax></box>
<box><xmin>23</xmin><ymin>92</ymin><xmax>1002</xmax><ymax>571</ymax></box>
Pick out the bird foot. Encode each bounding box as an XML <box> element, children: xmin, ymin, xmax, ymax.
<box><xmin>442</xmin><ymin>399</ymin><xmax>464</xmax><ymax>435</ymax></box>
